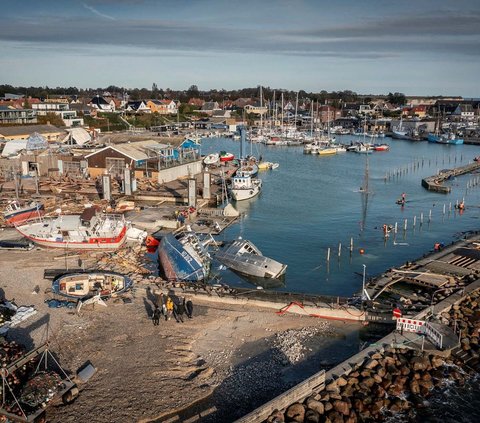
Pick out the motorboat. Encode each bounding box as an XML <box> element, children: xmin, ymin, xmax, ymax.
<box><xmin>374</xmin><ymin>143</ymin><xmax>390</xmax><ymax>151</ymax></box>
<box><xmin>230</xmin><ymin>170</ymin><xmax>262</xmax><ymax>201</ymax></box>
<box><xmin>157</xmin><ymin>227</ymin><xmax>211</xmax><ymax>282</ymax></box>
<box><xmin>214</xmin><ymin>238</ymin><xmax>287</xmax><ymax>279</ymax></box>
<box><xmin>427</xmin><ymin>133</ymin><xmax>464</xmax><ymax>145</ymax></box>
<box><xmin>219</xmin><ymin>151</ymin><xmax>235</xmax><ymax>162</ymax></box>
<box><xmin>318</xmin><ymin>147</ymin><xmax>337</xmax><ymax>156</ymax></box>
<box><xmin>15</xmin><ymin>207</ymin><xmax>127</xmax><ymax>250</ymax></box>
<box><xmin>203</xmin><ymin>153</ymin><xmax>220</xmax><ymax>165</ymax></box>
<box><xmin>258</xmin><ymin>161</ymin><xmax>279</xmax><ymax>170</ymax></box>
<box><xmin>52</xmin><ymin>271</ymin><xmax>133</xmax><ymax>299</ymax></box>
<box><xmin>3</xmin><ymin>200</ymin><xmax>44</xmax><ymax>226</ymax></box>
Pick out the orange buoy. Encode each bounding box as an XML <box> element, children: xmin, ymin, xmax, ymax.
<box><xmin>359</xmin><ymin>248</ymin><xmax>365</xmax><ymax>254</ymax></box>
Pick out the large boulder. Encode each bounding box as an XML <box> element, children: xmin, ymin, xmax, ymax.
<box><xmin>333</xmin><ymin>400</ymin><xmax>350</xmax><ymax>416</ymax></box>
<box><xmin>305</xmin><ymin>409</ymin><xmax>320</xmax><ymax>423</ymax></box>
<box><xmin>285</xmin><ymin>403</ymin><xmax>305</xmax><ymax>422</ymax></box>
<box><xmin>305</xmin><ymin>399</ymin><xmax>324</xmax><ymax>415</ymax></box>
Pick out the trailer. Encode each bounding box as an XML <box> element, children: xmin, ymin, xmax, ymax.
<box><xmin>0</xmin><ymin>343</ymin><xmax>81</xmax><ymax>423</ymax></box>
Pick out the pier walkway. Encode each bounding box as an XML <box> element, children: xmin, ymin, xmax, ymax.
<box><xmin>422</xmin><ymin>161</ymin><xmax>480</xmax><ymax>193</ymax></box>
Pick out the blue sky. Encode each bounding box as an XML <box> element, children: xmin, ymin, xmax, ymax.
<box><xmin>1</xmin><ymin>0</ymin><xmax>479</xmax><ymax>96</ymax></box>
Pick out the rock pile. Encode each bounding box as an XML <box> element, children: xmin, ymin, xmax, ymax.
<box><xmin>267</xmin><ymin>347</ymin><xmax>467</xmax><ymax>423</ymax></box>
<box><xmin>273</xmin><ymin>325</ymin><xmax>331</xmax><ymax>365</ymax></box>
<box><xmin>447</xmin><ymin>290</ymin><xmax>480</xmax><ymax>370</ymax></box>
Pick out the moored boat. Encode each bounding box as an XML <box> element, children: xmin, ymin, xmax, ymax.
<box><xmin>258</xmin><ymin>161</ymin><xmax>279</xmax><ymax>170</ymax></box>
<box><xmin>374</xmin><ymin>143</ymin><xmax>390</xmax><ymax>151</ymax></box>
<box><xmin>427</xmin><ymin>133</ymin><xmax>464</xmax><ymax>145</ymax></box>
<box><xmin>52</xmin><ymin>271</ymin><xmax>133</xmax><ymax>299</ymax></box>
<box><xmin>3</xmin><ymin>200</ymin><xmax>44</xmax><ymax>226</ymax></box>
<box><xmin>15</xmin><ymin>207</ymin><xmax>127</xmax><ymax>250</ymax></box>
<box><xmin>230</xmin><ymin>170</ymin><xmax>262</xmax><ymax>201</ymax></box>
<box><xmin>214</xmin><ymin>238</ymin><xmax>287</xmax><ymax>279</ymax></box>
<box><xmin>157</xmin><ymin>227</ymin><xmax>211</xmax><ymax>282</ymax></box>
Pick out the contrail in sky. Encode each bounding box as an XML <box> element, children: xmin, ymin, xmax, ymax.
<box><xmin>83</xmin><ymin>3</ymin><xmax>116</xmax><ymax>21</ymax></box>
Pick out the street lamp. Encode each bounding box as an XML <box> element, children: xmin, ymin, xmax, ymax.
<box><xmin>362</xmin><ymin>264</ymin><xmax>366</xmax><ymax>301</ymax></box>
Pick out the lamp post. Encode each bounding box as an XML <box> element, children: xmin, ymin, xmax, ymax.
<box><xmin>362</xmin><ymin>264</ymin><xmax>366</xmax><ymax>301</ymax></box>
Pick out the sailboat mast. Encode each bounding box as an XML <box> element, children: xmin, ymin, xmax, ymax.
<box><xmin>310</xmin><ymin>101</ymin><xmax>314</xmax><ymax>138</ymax></box>
<box><xmin>281</xmin><ymin>92</ymin><xmax>284</xmax><ymax>138</ymax></box>
<box><xmin>294</xmin><ymin>91</ymin><xmax>299</xmax><ymax>136</ymax></box>
<box><xmin>260</xmin><ymin>85</ymin><xmax>263</xmax><ymax>132</ymax></box>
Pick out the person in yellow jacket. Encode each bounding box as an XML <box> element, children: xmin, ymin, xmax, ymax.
<box><xmin>166</xmin><ymin>296</ymin><xmax>174</xmax><ymax>321</ymax></box>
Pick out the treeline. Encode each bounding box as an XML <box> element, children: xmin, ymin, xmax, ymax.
<box><xmin>0</xmin><ymin>84</ymin><xmax>406</xmax><ymax>106</ymax></box>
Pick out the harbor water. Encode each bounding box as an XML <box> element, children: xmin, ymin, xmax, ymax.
<box><xmin>202</xmin><ymin>136</ymin><xmax>480</xmax><ymax>297</ymax></box>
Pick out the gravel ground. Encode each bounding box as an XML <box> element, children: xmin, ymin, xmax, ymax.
<box><xmin>0</xmin><ymin>239</ymin><xmax>363</xmax><ymax>422</ymax></box>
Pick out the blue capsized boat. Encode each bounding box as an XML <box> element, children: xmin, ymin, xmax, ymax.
<box><xmin>427</xmin><ymin>133</ymin><xmax>464</xmax><ymax>145</ymax></box>
<box><xmin>157</xmin><ymin>228</ymin><xmax>211</xmax><ymax>282</ymax></box>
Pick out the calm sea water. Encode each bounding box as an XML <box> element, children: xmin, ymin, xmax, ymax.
<box><xmin>201</xmin><ymin>136</ymin><xmax>480</xmax><ymax>296</ymax></box>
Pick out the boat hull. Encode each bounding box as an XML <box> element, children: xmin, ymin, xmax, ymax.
<box><xmin>157</xmin><ymin>233</ymin><xmax>208</xmax><ymax>282</ymax></box>
<box><xmin>231</xmin><ymin>184</ymin><xmax>261</xmax><ymax>201</ymax></box>
<box><xmin>4</xmin><ymin>204</ymin><xmax>44</xmax><ymax>226</ymax></box>
<box><xmin>15</xmin><ymin>224</ymin><xmax>127</xmax><ymax>250</ymax></box>
<box><xmin>52</xmin><ymin>271</ymin><xmax>133</xmax><ymax>299</ymax></box>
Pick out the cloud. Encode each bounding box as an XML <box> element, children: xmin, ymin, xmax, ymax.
<box><xmin>0</xmin><ymin>9</ymin><xmax>479</xmax><ymax>60</ymax></box>
<box><xmin>83</xmin><ymin>2</ymin><xmax>116</xmax><ymax>20</ymax></box>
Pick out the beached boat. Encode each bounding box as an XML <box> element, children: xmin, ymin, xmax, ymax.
<box><xmin>230</xmin><ymin>170</ymin><xmax>262</xmax><ymax>201</ymax></box>
<box><xmin>203</xmin><ymin>153</ymin><xmax>220</xmax><ymax>165</ymax></box>
<box><xmin>15</xmin><ymin>208</ymin><xmax>127</xmax><ymax>250</ymax></box>
<box><xmin>52</xmin><ymin>271</ymin><xmax>133</xmax><ymax>299</ymax></box>
<box><xmin>219</xmin><ymin>151</ymin><xmax>235</xmax><ymax>162</ymax></box>
<box><xmin>214</xmin><ymin>238</ymin><xmax>287</xmax><ymax>279</ymax></box>
<box><xmin>3</xmin><ymin>200</ymin><xmax>44</xmax><ymax>226</ymax></box>
<box><xmin>157</xmin><ymin>227</ymin><xmax>211</xmax><ymax>282</ymax></box>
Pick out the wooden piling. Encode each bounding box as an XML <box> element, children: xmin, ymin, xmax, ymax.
<box><xmin>429</xmin><ymin>210</ymin><xmax>432</xmax><ymax>222</ymax></box>
<box><xmin>338</xmin><ymin>243</ymin><xmax>342</xmax><ymax>258</ymax></box>
<box><xmin>394</xmin><ymin>222</ymin><xmax>398</xmax><ymax>234</ymax></box>
<box><xmin>413</xmin><ymin>216</ymin><xmax>416</xmax><ymax>227</ymax></box>
<box><xmin>420</xmin><ymin>212</ymin><xmax>424</xmax><ymax>225</ymax></box>
<box><xmin>404</xmin><ymin>219</ymin><xmax>407</xmax><ymax>231</ymax></box>
<box><xmin>350</xmin><ymin>237</ymin><xmax>354</xmax><ymax>253</ymax></box>
<box><xmin>327</xmin><ymin>248</ymin><xmax>330</xmax><ymax>262</ymax></box>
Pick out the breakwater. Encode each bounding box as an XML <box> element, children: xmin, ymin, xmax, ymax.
<box><xmin>236</xmin><ymin>281</ymin><xmax>480</xmax><ymax>423</ymax></box>
<box><xmin>422</xmin><ymin>161</ymin><xmax>480</xmax><ymax>193</ymax></box>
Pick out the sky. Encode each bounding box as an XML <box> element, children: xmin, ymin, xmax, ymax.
<box><xmin>1</xmin><ymin>0</ymin><xmax>479</xmax><ymax>96</ymax></box>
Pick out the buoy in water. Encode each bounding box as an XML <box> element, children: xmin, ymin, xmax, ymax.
<box><xmin>359</xmin><ymin>248</ymin><xmax>365</xmax><ymax>254</ymax></box>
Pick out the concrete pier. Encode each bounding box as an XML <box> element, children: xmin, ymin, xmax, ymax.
<box><xmin>422</xmin><ymin>161</ymin><xmax>480</xmax><ymax>193</ymax></box>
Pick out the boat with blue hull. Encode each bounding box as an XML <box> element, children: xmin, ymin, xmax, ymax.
<box><xmin>427</xmin><ymin>133</ymin><xmax>464</xmax><ymax>145</ymax></box>
<box><xmin>157</xmin><ymin>228</ymin><xmax>211</xmax><ymax>282</ymax></box>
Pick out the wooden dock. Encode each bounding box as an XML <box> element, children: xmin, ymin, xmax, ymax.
<box><xmin>422</xmin><ymin>161</ymin><xmax>480</xmax><ymax>193</ymax></box>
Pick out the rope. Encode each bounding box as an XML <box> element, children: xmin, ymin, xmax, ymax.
<box><xmin>276</xmin><ymin>301</ymin><xmax>365</xmax><ymax>319</ymax></box>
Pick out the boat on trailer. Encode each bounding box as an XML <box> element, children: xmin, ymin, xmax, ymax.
<box><xmin>52</xmin><ymin>271</ymin><xmax>133</xmax><ymax>299</ymax></box>
<box><xmin>214</xmin><ymin>238</ymin><xmax>287</xmax><ymax>279</ymax></box>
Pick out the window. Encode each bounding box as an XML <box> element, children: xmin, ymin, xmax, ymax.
<box><xmin>106</xmin><ymin>158</ymin><xmax>125</xmax><ymax>176</ymax></box>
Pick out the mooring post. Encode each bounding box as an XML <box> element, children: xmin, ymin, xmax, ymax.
<box><xmin>429</xmin><ymin>210</ymin><xmax>432</xmax><ymax>222</ymax></box>
<box><xmin>394</xmin><ymin>222</ymin><xmax>398</xmax><ymax>234</ymax></box>
<box><xmin>327</xmin><ymin>248</ymin><xmax>331</xmax><ymax>262</ymax></box>
<box><xmin>413</xmin><ymin>216</ymin><xmax>416</xmax><ymax>227</ymax></box>
<box><xmin>404</xmin><ymin>219</ymin><xmax>407</xmax><ymax>231</ymax></box>
<box><xmin>443</xmin><ymin>204</ymin><xmax>446</xmax><ymax>215</ymax></box>
<box><xmin>350</xmin><ymin>237</ymin><xmax>354</xmax><ymax>253</ymax></box>
<box><xmin>449</xmin><ymin>202</ymin><xmax>452</xmax><ymax>212</ymax></box>
<box><xmin>420</xmin><ymin>212</ymin><xmax>424</xmax><ymax>225</ymax></box>
<box><xmin>338</xmin><ymin>242</ymin><xmax>342</xmax><ymax>258</ymax></box>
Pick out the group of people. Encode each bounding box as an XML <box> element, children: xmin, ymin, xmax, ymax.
<box><xmin>151</xmin><ymin>292</ymin><xmax>193</xmax><ymax>326</ymax></box>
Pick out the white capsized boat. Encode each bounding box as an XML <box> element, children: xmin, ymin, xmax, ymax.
<box><xmin>214</xmin><ymin>238</ymin><xmax>287</xmax><ymax>279</ymax></box>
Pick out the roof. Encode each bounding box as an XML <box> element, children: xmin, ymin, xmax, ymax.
<box><xmin>1</xmin><ymin>139</ymin><xmax>28</xmax><ymax>157</ymax></box>
<box><xmin>63</xmin><ymin>128</ymin><xmax>92</xmax><ymax>146</ymax></box>
<box><xmin>0</xmin><ymin>124</ymin><xmax>63</xmax><ymax>137</ymax></box>
<box><xmin>90</xmin><ymin>96</ymin><xmax>110</xmax><ymax>106</ymax></box>
<box><xmin>85</xmin><ymin>140</ymin><xmax>172</xmax><ymax>162</ymax></box>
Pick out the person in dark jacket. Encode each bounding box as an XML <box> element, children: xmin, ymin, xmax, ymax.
<box><xmin>152</xmin><ymin>305</ymin><xmax>161</xmax><ymax>326</ymax></box>
<box><xmin>173</xmin><ymin>299</ymin><xmax>185</xmax><ymax>323</ymax></box>
<box><xmin>185</xmin><ymin>297</ymin><xmax>194</xmax><ymax>319</ymax></box>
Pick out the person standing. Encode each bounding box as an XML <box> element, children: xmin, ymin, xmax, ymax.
<box><xmin>185</xmin><ymin>297</ymin><xmax>194</xmax><ymax>319</ymax></box>
<box><xmin>173</xmin><ymin>298</ymin><xmax>185</xmax><ymax>323</ymax></box>
<box><xmin>152</xmin><ymin>306</ymin><xmax>161</xmax><ymax>326</ymax></box>
<box><xmin>166</xmin><ymin>296</ymin><xmax>174</xmax><ymax>321</ymax></box>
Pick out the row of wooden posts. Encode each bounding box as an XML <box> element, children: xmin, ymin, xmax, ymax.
<box><xmin>325</xmin><ymin>199</ymin><xmax>465</xmax><ymax>261</ymax></box>
<box><xmin>384</xmin><ymin>154</ymin><xmax>466</xmax><ymax>182</ymax></box>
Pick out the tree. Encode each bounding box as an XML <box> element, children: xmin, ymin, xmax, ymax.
<box><xmin>387</xmin><ymin>92</ymin><xmax>406</xmax><ymax>106</ymax></box>
<box><xmin>187</xmin><ymin>85</ymin><xmax>199</xmax><ymax>99</ymax></box>
<box><xmin>152</xmin><ymin>83</ymin><xmax>158</xmax><ymax>99</ymax></box>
